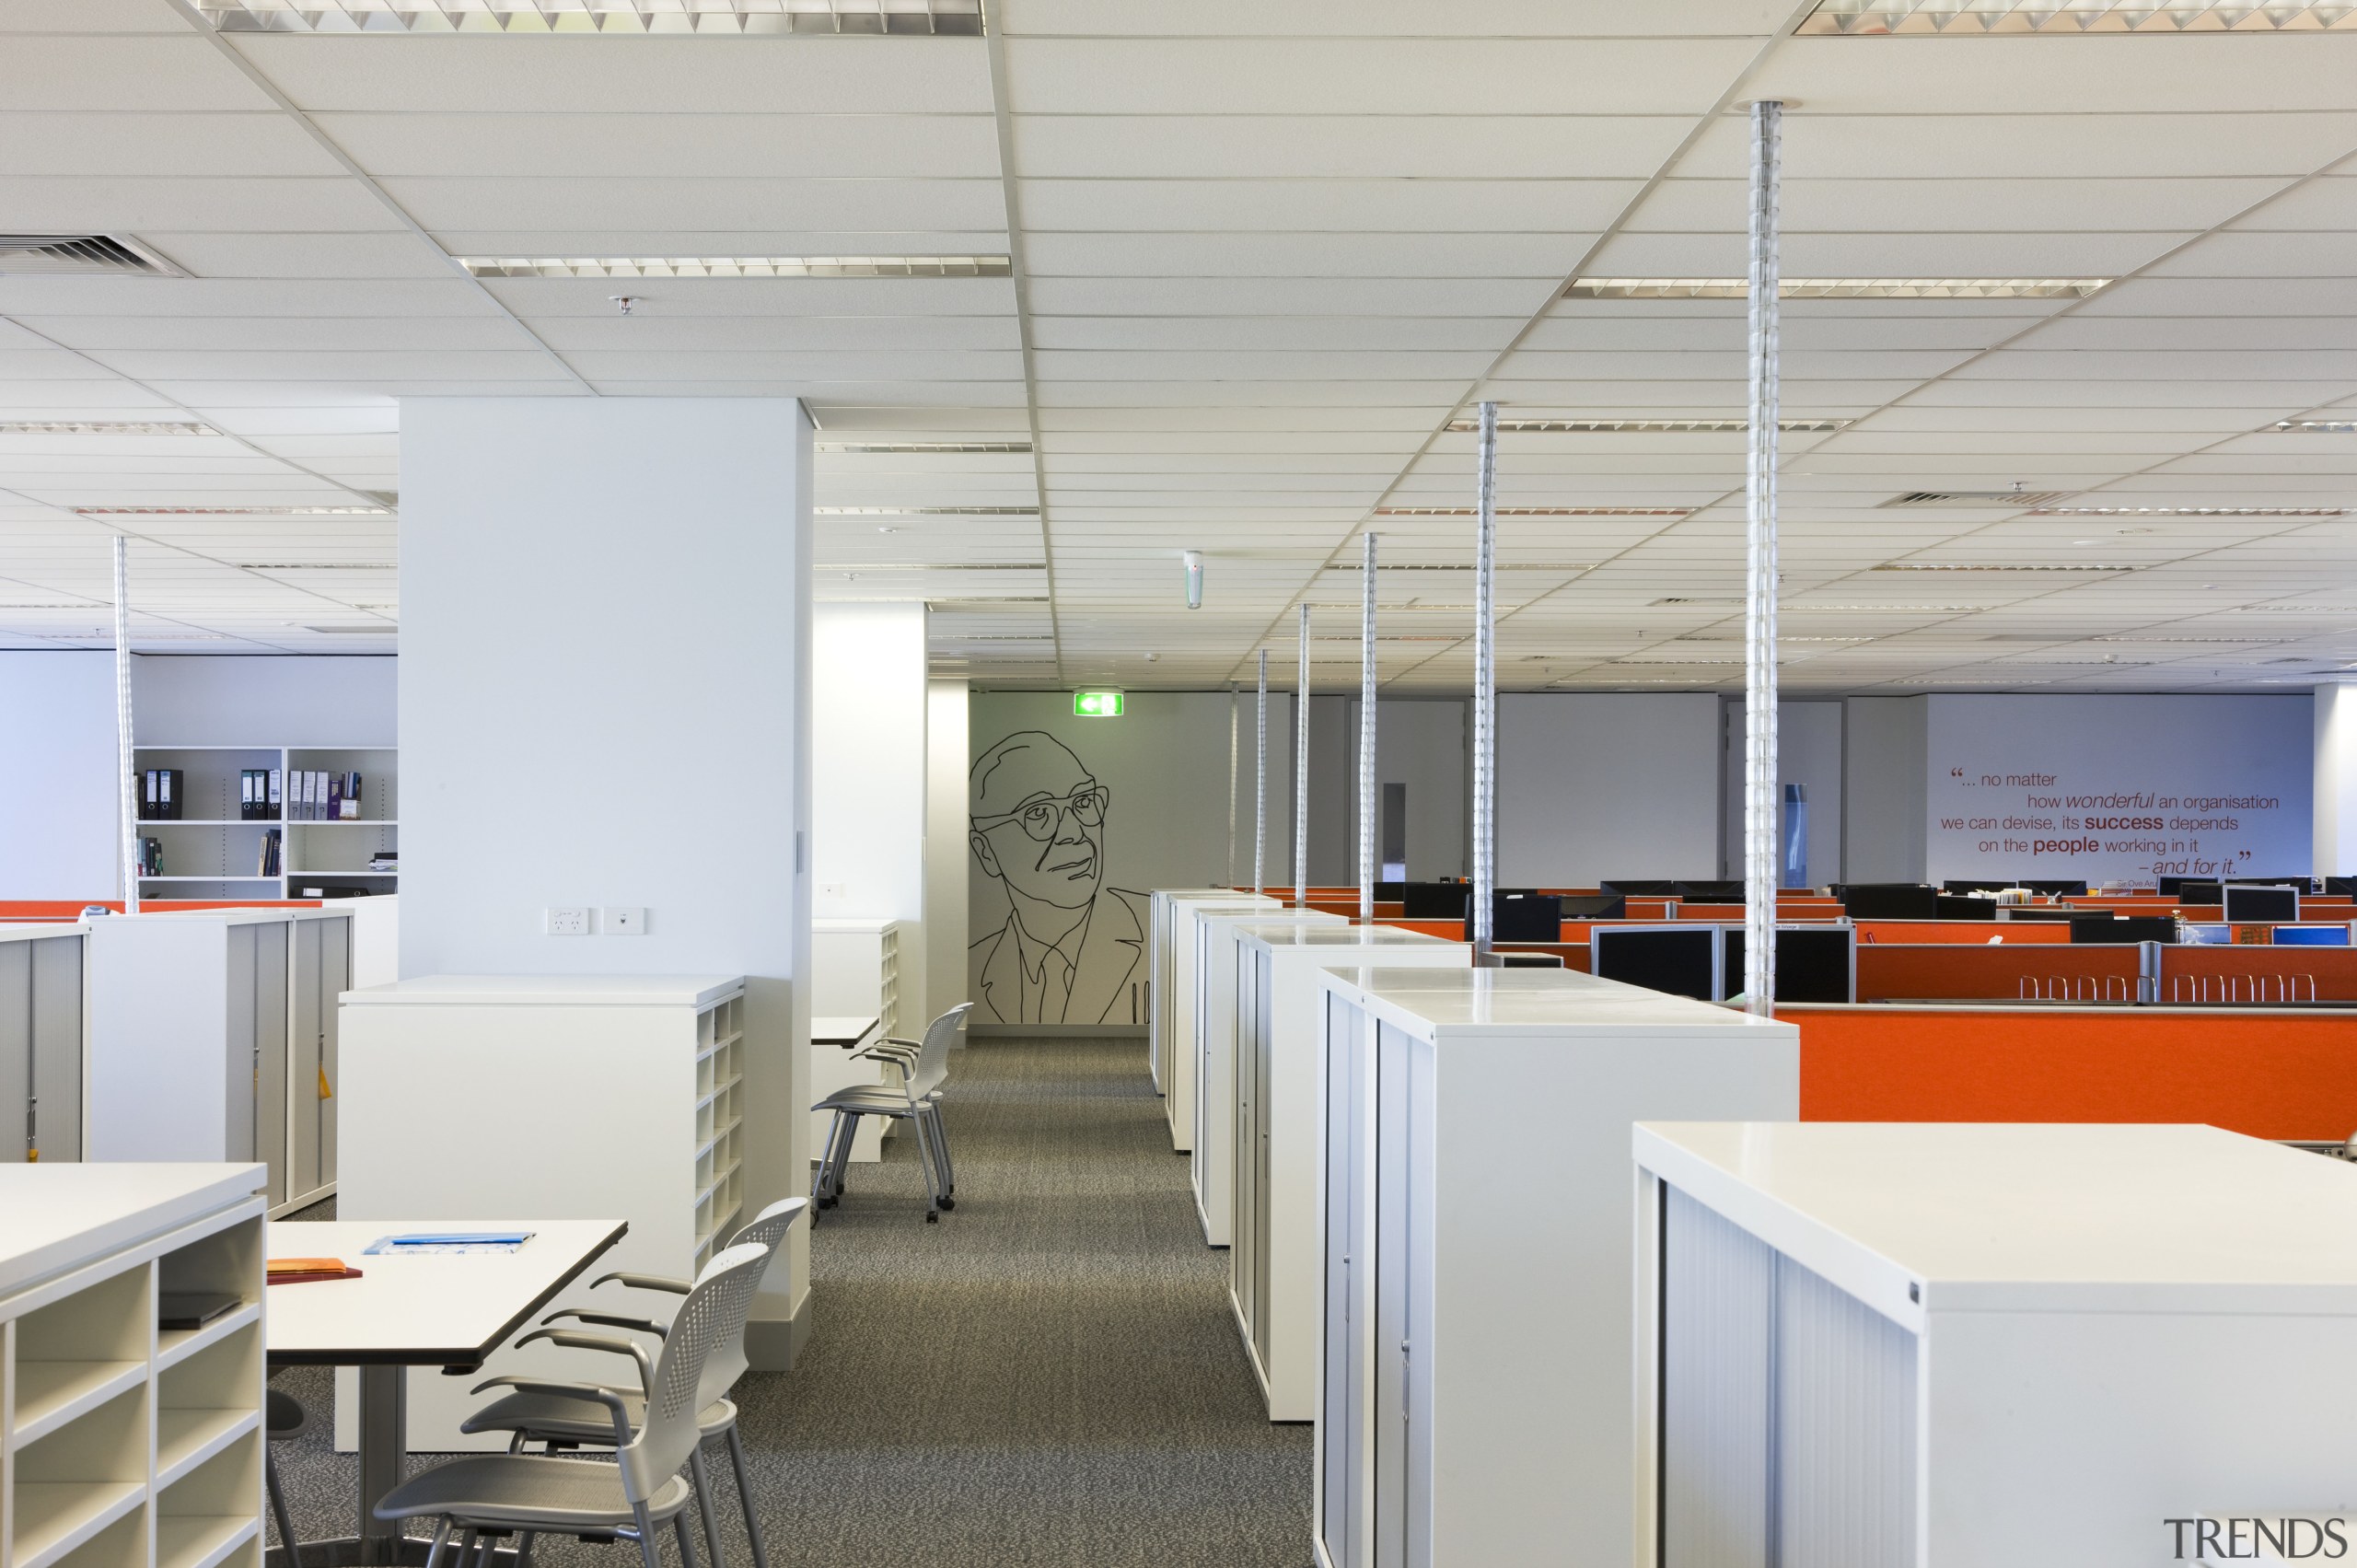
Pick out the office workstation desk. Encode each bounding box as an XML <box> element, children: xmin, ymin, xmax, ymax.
<box><xmin>1149</xmin><ymin>889</ymin><xmax>1279</xmax><ymax>1152</ymax></box>
<box><xmin>1634</xmin><ymin>1121</ymin><xmax>2357</xmax><ymax>1568</ymax></box>
<box><xmin>1231</xmin><ymin>923</ymin><xmax>1469</xmax><ymax>1423</ymax></box>
<box><xmin>1191</xmin><ymin>905</ymin><xmax>1343</xmax><ymax>1248</ymax></box>
<box><xmin>1314</xmin><ymin>968</ymin><xmax>1796</xmax><ymax>1568</ymax></box>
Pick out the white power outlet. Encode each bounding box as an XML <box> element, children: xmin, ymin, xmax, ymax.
<box><xmin>602</xmin><ymin>906</ymin><xmax>647</xmax><ymax>936</ymax></box>
<box><xmin>819</xmin><ymin>882</ymin><xmax>847</xmax><ymax>900</ymax></box>
<box><xmin>544</xmin><ymin>906</ymin><xmax>591</xmax><ymax>936</ymax></box>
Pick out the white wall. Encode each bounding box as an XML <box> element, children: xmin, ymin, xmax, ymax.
<box><xmin>134</xmin><ymin>656</ymin><xmax>394</xmax><ymax>747</ymax></box>
<box><xmin>1721</xmin><ymin>699</ymin><xmax>1844</xmax><ymax>886</ymax></box>
<box><xmin>812</xmin><ymin>602</ymin><xmax>927</xmax><ymax>1014</ymax></box>
<box><xmin>397</xmin><ymin>396</ymin><xmax>813</xmax><ymax>1356</ymax></box>
<box><xmin>924</xmin><ymin>677</ymin><xmax>969</xmax><ymax>1017</ymax></box>
<box><xmin>2316</xmin><ymin>685</ymin><xmax>2357</xmax><ymax>877</ymax></box>
<box><xmin>1496</xmin><ymin>693</ymin><xmax>1721</xmax><ymax>884</ymax></box>
<box><xmin>1314</xmin><ymin>698</ymin><xmax>1469</xmax><ymax>885</ymax></box>
<box><xmin>1842</xmin><ymin>695</ymin><xmax>1928</xmax><ymax>883</ymax></box>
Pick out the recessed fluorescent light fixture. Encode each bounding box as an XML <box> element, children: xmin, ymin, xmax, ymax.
<box><xmin>1568</xmin><ymin>277</ymin><xmax>2108</xmax><ymax>300</ymax></box>
<box><xmin>1444</xmin><ymin>417</ymin><xmax>1848</xmax><ymax>434</ymax></box>
<box><xmin>1372</xmin><ymin>506</ymin><xmax>1689</xmax><ymax>517</ymax></box>
<box><xmin>1896</xmin><ymin>677</ymin><xmax>2054</xmax><ymax>686</ymax></box>
<box><xmin>1327</xmin><ymin>561</ymin><xmax>1594</xmax><ymax>572</ymax></box>
<box><xmin>814</xmin><ymin>506</ymin><xmax>1037</xmax><ymax>517</ymax></box>
<box><xmin>1875</xmin><ymin>562</ymin><xmax>2135</xmax><ymax>573</ymax></box>
<box><xmin>816</xmin><ymin>441</ymin><xmax>1031</xmax><ymax>454</ymax></box>
<box><xmin>1801</xmin><ymin>0</ymin><xmax>2357</xmax><ymax>33</ymax></box>
<box><xmin>1883</xmin><ymin>490</ymin><xmax>2076</xmax><ymax>508</ymax></box>
<box><xmin>298</xmin><ymin>624</ymin><xmax>395</xmax><ymax>634</ymax></box>
<box><xmin>462</xmin><ymin>255</ymin><xmax>1009</xmax><ymax>279</ymax></box>
<box><xmin>1791</xmin><ymin>604</ymin><xmax>1990</xmax><ymax>612</ymax></box>
<box><xmin>201</xmin><ymin>0</ymin><xmax>983</xmax><ymax>32</ymax></box>
<box><xmin>2027</xmin><ymin>505</ymin><xmax>2346</xmax><ymax>517</ymax></box>
<box><xmin>819</xmin><ymin>563</ymin><xmax>1043</xmax><ymax>572</ymax></box>
<box><xmin>0</xmin><ymin>421</ymin><xmax>217</xmax><ymax>436</ymax></box>
<box><xmin>2089</xmin><ymin>635</ymin><xmax>2295</xmax><ymax>644</ymax></box>
<box><xmin>2270</xmin><ymin>421</ymin><xmax>2357</xmax><ymax>434</ymax></box>
<box><xmin>79</xmin><ymin>506</ymin><xmax>389</xmax><ymax>517</ymax></box>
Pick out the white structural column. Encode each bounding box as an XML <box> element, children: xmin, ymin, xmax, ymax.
<box><xmin>396</xmin><ymin>396</ymin><xmax>813</xmax><ymax>1365</ymax></box>
<box><xmin>1359</xmin><ymin>530</ymin><xmax>1378</xmax><ymax>923</ymax></box>
<box><xmin>1743</xmin><ymin>100</ymin><xmax>1783</xmax><ymax>1017</ymax></box>
<box><xmin>1227</xmin><ymin>684</ymin><xmax>1240</xmax><ymax>885</ymax></box>
<box><xmin>814</xmin><ymin>602</ymin><xmax>929</xmax><ymax>1019</ymax></box>
<box><xmin>110</xmin><ymin>537</ymin><xmax>138</xmax><ymax>913</ymax></box>
<box><xmin>1295</xmin><ymin>601</ymin><xmax>1312</xmax><ymax>906</ymax></box>
<box><xmin>1255</xmin><ymin>649</ymin><xmax>1269</xmax><ymax>895</ymax></box>
<box><xmin>1470</xmin><ymin>401</ymin><xmax>1499</xmax><ymax>958</ymax></box>
<box><xmin>2316</xmin><ymin>683</ymin><xmax>2357</xmax><ymax>878</ymax></box>
<box><xmin>924</xmin><ymin>676</ymin><xmax>969</xmax><ymax>1015</ymax></box>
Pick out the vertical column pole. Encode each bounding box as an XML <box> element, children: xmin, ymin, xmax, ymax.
<box><xmin>1744</xmin><ymin>99</ymin><xmax>1784</xmax><ymax>1016</ymax></box>
<box><xmin>1294</xmin><ymin>601</ymin><xmax>1311</xmax><ymax>909</ymax></box>
<box><xmin>1254</xmin><ymin>650</ymin><xmax>1268</xmax><ymax>896</ymax></box>
<box><xmin>1359</xmin><ymin>530</ymin><xmax>1378</xmax><ymax>923</ymax></box>
<box><xmin>1470</xmin><ymin>401</ymin><xmax>1498</xmax><ymax>961</ymax></box>
<box><xmin>1226</xmin><ymin>683</ymin><xmax>1239</xmax><ymax>886</ymax></box>
<box><xmin>112</xmin><ymin>537</ymin><xmax>139</xmax><ymax>915</ymax></box>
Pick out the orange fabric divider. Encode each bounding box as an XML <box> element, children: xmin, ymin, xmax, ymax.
<box><xmin>1852</xmin><ymin>920</ymin><xmax>2068</xmax><ymax>945</ymax></box>
<box><xmin>1786</xmin><ymin>1005</ymin><xmax>2357</xmax><ymax>1140</ymax></box>
<box><xmin>1856</xmin><ymin>944</ymin><xmax>2141</xmax><ymax>1003</ymax></box>
<box><xmin>0</xmin><ymin>898</ymin><xmax>321</xmax><ymax>918</ymax></box>
<box><xmin>2157</xmin><ymin>947</ymin><xmax>2357</xmax><ymax>1003</ymax></box>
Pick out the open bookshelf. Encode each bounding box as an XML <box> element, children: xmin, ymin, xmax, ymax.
<box><xmin>2</xmin><ymin>1167</ymin><xmax>265</xmax><ymax>1568</ymax></box>
<box><xmin>130</xmin><ymin>745</ymin><xmax>395</xmax><ymax>901</ymax></box>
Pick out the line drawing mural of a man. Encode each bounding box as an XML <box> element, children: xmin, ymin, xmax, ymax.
<box><xmin>968</xmin><ymin>730</ymin><xmax>1149</xmax><ymax>1025</ymax></box>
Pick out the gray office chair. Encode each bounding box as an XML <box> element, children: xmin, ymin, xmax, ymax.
<box><xmin>459</xmin><ymin>1198</ymin><xmax>807</xmax><ymax>1568</ymax></box>
<box><xmin>371</xmin><ymin>1243</ymin><xmax>771</xmax><ymax>1568</ymax></box>
<box><xmin>810</xmin><ymin>1003</ymin><xmax>970</xmax><ymax>1223</ymax></box>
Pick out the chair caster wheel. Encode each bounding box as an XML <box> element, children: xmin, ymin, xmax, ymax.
<box><xmin>937</xmin><ymin>1198</ymin><xmax>955</xmax><ymax>1211</ymax></box>
<box><xmin>924</xmin><ymin>1213</ymin><xmax>939</xmax><ymax>1224</ymax></box>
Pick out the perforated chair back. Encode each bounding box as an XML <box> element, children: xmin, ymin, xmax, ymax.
<box><xmin>692</xmin><ymin>1197</ymin><xmax>808</xmax><ymax>1410</ymax></box>
<box><xmin>617</xmin><ymin>1242</ymin><xmax>768</xmax><ymax>1504</ymax></box>
<box><xmin>908</xmin><ymin>1003</ymin><xmax>971</xmax><ymax>1101</ymax></box>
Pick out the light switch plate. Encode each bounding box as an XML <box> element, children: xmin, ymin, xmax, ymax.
<box><xmin>602</xmin><ymin>906</ymin><xmax>646</xmax><ymax>935</ymax></box>
<box><xmin>544</xmin><ymin>906</ymin><xmax>591</xmax><ymax>936</ymax></box>
<box><xmin>819</xmin><ymin>882</ymin><xmax>846</xmax><ymax>900</ymax></box>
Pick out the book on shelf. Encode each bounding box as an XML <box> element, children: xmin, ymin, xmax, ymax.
<box><xmin>137</xmin><ymin>837</ymin><xmax>161</xmax><ymax>877</ymax></box>
<box><xmin>257</xmin><ymin>827</ymin><xmax>283</xmax><ymax>877</ymax></box>
<box><xmin>366</xmin><ymin>850</ymin><xmax>398</xmax><ymax>872</ymax></box>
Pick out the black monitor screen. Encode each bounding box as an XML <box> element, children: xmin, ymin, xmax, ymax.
<box><xmin>1594</xmin><ymin>928</ymin><xmax>1716</xmax><ymax>1002</ymax></box>
<box><xmin>2328</xmin><ymin>877</ymin><xmax>2357</xmax><ymax>898</ymax></box>
<box><xmin>2017</xmin><ymin>879</ymin><xmax>2090</xmax><ymax>897</ymax></box>
<box><xmin>1722</xmin><ymin>926</ymin><xmax>1856</xmax><ymax>1004</ymax></box>
<box><xmin>2223</xmin><ymin>885</ymin><xmax>2300</xmax><ymax>923</ymax></box>
<box><xmin>1599</xmin><ymin>879</ymin><xmax>1682</xmax><ymax>897</ymax></box>
<box><xmin>1675</xmin><ymin>880</ymin><xmax>1746</xmax><ymax>902</ymax></box>
<box><xmin>1374</xmin><ymin>880</ymin><xmax>1406</xmax><ymax>900</ymax></box>
<box><xmin>2156</xmin><ymin>876</ymin><xmax>2191</xmax><ymax>895</ymax></box>
<box><xmin>1933</xmin><ymin>894</ymin><xmax>1998</xmax><ymax>921</ymax></box>
<box><xmin>2177</xmin><ymin>882</ymin><xmax>2223</xmax><ymax>905</ymax></box>
<box><xmin>1556</xmin><ymin>893</ymin><xmax>1627</xmax><ymax>921</ymax></box>
<box><xmin>1473</xmin><ymin>892</ymin><xmax>1561</xmax><ymax>943</ymax></box>
<box><xmin>1840</xmin><ymin>884</ymin><xmax>1939</xmax><ymax>921</ymax></box>
<box><xmin>1401</xmin><ymin>882</ymin><xmax>1469</xmax><ymax>919</ymax></box>
<box><xmin>2070</xmin><ymin>914</ymin><xmax>2178</xmax><ymax>944</ymax></box>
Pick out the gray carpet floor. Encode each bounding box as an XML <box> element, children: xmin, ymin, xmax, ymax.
<box><xmin>267</xmin><ymin>1035</ymin><xmax>1314</xmax><ymax>1568</ymax></box>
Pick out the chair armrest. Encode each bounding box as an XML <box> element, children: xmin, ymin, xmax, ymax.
<box><xmin>468</xmin><ymin>1376</ymin><xmax>633</xmax><ymax>1450</ymax></box>
<box><xmin>852</xmin><ymin>1047</ymin><xmax>913</xmax><ymax>1081</ymax></box>
<box><xmin>541</xmin><ymin>1308</ymin><xmax>668</xmax><ymax>1339</ymax></box>
<box><xmin>593</xmin><ymin>1270</ymin><xmax>691</xmax><ymax>1296</ymax></box>
<box><xmin>512</xmin><ymin>1329</ymin><xmax>656</xmax><ymax>1397</ymax></box>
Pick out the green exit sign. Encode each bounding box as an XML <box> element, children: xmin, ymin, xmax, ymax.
<box><xmin>1074</xmin><ymin>691</ymin><xmax>1125</xmax><ymax>717</ymax></box>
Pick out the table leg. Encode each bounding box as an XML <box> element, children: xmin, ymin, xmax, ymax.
<box><xmin>356</xmin><ymin>1365</ymin><xmax>408</xmax><ymax>1565</ymax></box>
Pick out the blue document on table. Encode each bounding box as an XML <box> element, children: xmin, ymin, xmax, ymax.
<box><xmin>363</xmin><ymin>1231</ymin><xmax>535</xmax><ymax>1256</ymax></box>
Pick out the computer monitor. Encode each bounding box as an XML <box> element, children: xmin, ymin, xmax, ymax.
<box><xmin>2231</xmin><ymin>876</ymin><xmax>2314</xmax><ymax>891</ymax></box>
<box><xmin>1723</xmin><ymin>925</ymin><xmax>1856</xmax><ymax>1004</ymax></box>
<box><xmin>1942</xmin><ymin>879</ymin><xmax>2014</xmax><ymax>895</ymax></box>
<box><xmin>2326</xmin><ymin>876</ymin><xmax>2357</xmax><ymax>898</ymax></box>
<box><xmin>1555</xmin><ymin>893</ymin><xmax>1627</xmax><ymax>921</ymax></box>
<box><xmin>2223</xmin><ymin>884</ymin><xmax>2301</xmax><ymax>923</ymax></box>
<box><xmin>2069</xmin><ymin>914</ymin><xmax>2177</xmax><ymax>944</ymax></box>
<box><xmin>2275</xmin><ymin>924</ymin><xmax>2351</xmax><ymax>947</ymax></box>
<box><xmin>2156</xmin><ymin>876</ymin><xmax>2192</xmax><ymax>896</ymax></box>
<box><xmin>1839</xmin><ymin>883</ymin><xmax>1939</xmax><ymax>921</ymax></box>
<box><xmin>1599</xmin><ymin>879</ymin><xmax>1682</xmax><ymax>898</ymax></box>
<box><xmin>1498</xmin><ymin>951</ymin><xmax>1565</xmax><ymax>968</ymax></box>
<box><xmin>1470</xmin><ymin>891</ymin><xmax>1561</xmax><ymax>943</ymax></box>
<box><xmin>1592</xmin><ymin>927</ymin><xmax>1717</xmax><ymax>1002</ymax></box>
<box><xmin>2176</xmin><ymin>881</ymin><xmax>2223</xmax><ymax>905</ymax></box>
<box><xmin>2016</xmin><ymin>878</ymin><xmax>2089</xmax><ymax>897</ymax></box>
<box><xmin>1374</xmin><ymin>880</ymin><xmax>1406</xmax><ymax>900</ymax></box>
<box><xmin>1933</xmin><ymin>893</ymin><xmax>1998</xmax><ymax>921</ymax></box>
<box><xmin>1400</xmin><ymin>882</ymin><xmax>1469</xmax><ymax>919</ymax></box>
<box><xmin>1675</xmin><ymin>879</ymin><xmax>1746</xmax><ymax>902</ymax></box>
<box><xmin>1996</xmin><ymin>906</ymin><xmax>2076</xmax><ymax>921</ymax></box>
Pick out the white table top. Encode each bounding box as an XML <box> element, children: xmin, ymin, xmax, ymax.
<box><xmin>1320</xmin><ymin>965</ymin><xmax>1779</xmax><ymax>1034</ymax></box>
<box><xmin>0</xmin><ymin>1164</ymin><xmax>264</xmax><ymax>1299</ymax></box>
<box><xmin>264</xmin><ymin>1218</ymin><xmax>626</xmax><ymax>1366</ymax></box>
<box><xmin>1636</xmin><ymin>1122</ymin><xmax>2357</xmax><ymax>1322</ymax></box>
<box><xmin>1199</xmin><ymin>908</ymin><xmax>1342</xmax><ymax>931</ymax></box>
<box><xmin>812</xmin><ymin>1014</ymin><xmax>880</xmax><ymax>1047</ymax></box>
<box><xmin>0</xmin><ymin>921</ymin><xmax>87</xmax><ymax>942</ymax></box>
<box><xmin>343</xmin><ymin>974</ymin><xmax>743</xmax><ymax>1009</ymax></box>
<box><xmin>1237</xmin><ymin>922</ymin><xmax>1462</xmax><ymax>950</ymax></box>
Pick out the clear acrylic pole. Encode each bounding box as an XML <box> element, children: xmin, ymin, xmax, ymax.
<box><xmin>1470</xmin><ymin>401</ymin><xmax>1498</xmax><ymax>961</ymax></box>
<box><xmin>1743</xmin><ymin>99</ymin><xmax>1784</xmax><ymax>1016</ymax></box>
<box><xmin>1359</xmin><ymin>530</ymin><xmax>1378</xmax><ymax>923</ymax></box>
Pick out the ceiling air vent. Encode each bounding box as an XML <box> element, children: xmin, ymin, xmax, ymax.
<box><xmin>1880</xmin><ymin>490</ymin><xmax>2073</xmax><ymax>508</ymax></box>
<box><xmin>0</xmin><ymin>235</ymin><xmax>185</xmax><ymax>277</ymax></box>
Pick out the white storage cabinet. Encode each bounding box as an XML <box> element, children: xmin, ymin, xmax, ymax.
<box><xmin>1190</xmin><ymin>907</ymin><xmax>1341</xmax><ymax>1246</ymax></box>
<box><xmin>810</xmin><ymin>919</ymin><xmax>913</xmax><ymax>1162</ymax></box>
<box><xmin>1315</xmin><ymin>969</ymin><xmax>1797</xmax><ymax>1568</ymax></box>
<box><xmin>0</xmin><ymin>1162</ymin><xmax>267</xmax><ymax>1568</ymax></box>
<box><xmin>85</xmin><ymin>908</ymin><xmax>351</xmax><ymax>1214</ymax></box>
<box><xmin>337</xmin><ymin>974</ymin><xmax>747</xmax><ymax>1449</ymax></box>
<box><xmin>1150</xmin><ymin>890</ymin><xmax>1276</xmax><ymax>1152</ymax></box>
<box><xmin>0</xmin><ymin>923</ymin><xmax>86</xmax><ymax>1166</ymax></box>
<box><xmin>1634</xmin><ymin>1121</ymin><xmax>2357</xmax><ymax>1568</ymax></box>
<box><xmin>1231</xmin><ymin>923</ymin><xmax>1469</xmax><ymax>1423</ymax></box>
